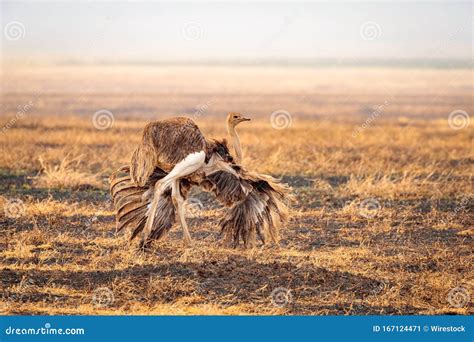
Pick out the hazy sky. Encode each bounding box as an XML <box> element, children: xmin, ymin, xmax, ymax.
<box><xmin>1</xmin><ymin>1</ymin><xmax>472</xmax><ymax>63</ymax></box>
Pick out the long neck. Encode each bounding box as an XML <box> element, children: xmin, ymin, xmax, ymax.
<box><xmin>227</xmin><ymin>123</ymin><xmax>243</xmax><ymax>164</ymax></box>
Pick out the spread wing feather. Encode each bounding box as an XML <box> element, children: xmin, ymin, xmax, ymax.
<box><xmin>109</xmin><ymin>163</ymin><xmax>291</xmax><ymax>248</ymax></box>
<box><xmin>204</xmin><ymin>169</ymin><xmax>291</xmax><ymax>247</ymax></box>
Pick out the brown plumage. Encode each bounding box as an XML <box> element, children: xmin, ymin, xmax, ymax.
<box><xmin>110</xmin><ymin>165</ymin><xmax>194</xmax><ymax>242</ymax></box>
<box><xmin>110</xmin><ymin>116</ymin><xmax>292</xmax><ymax>248</ymax></box>
<box><xmin>130</xmin><ymin>117</ymin><xmax>232</xmax><ymax>186</ymax></box>
<box><xmin>206</xmin><ymin>168</ymin><xmax>291</xmax><ymax>247</ymax></box>
<box><xmin>110</xmin><ymin>162</ymin><xmax>291</xmax><ymax>248</ymax></box>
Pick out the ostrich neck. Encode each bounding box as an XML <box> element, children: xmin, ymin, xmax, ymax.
<box><xmin>227</xmin><ymin>124</ymin><xmax>243</xmax><ymax>164</ymax></box>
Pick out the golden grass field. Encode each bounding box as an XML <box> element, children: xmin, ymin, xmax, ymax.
<box><xmin>0</xmin><ymin>65</ymin><xmax>472</xmax><ymax>315</ymax></box>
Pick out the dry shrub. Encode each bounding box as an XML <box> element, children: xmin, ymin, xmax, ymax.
<box><xmin>33</xmin><ymin>154</ymin><xmax>104</xmax><ymax>190</ymax></box>
<box><xmin>341</xmin><ymin>171</ymin><xmax>446</xmax><ymax>198</ymax></box>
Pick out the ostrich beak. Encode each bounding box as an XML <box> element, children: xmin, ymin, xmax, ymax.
<box><xmin>241</xmin><ymin>117</ymin><xmax>251</xmax><ymax>122</ymax></box>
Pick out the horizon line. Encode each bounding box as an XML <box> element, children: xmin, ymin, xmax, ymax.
<box><xmin>2</xmin><ymin>57</ymin><xmax>473</xmax><ymax>69</ymax></box>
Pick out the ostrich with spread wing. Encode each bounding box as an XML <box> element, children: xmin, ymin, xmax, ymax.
<box><xmin>109</xmin><ymin>113</ymin><xmax>291</xmax><ymax>248</ymax></box>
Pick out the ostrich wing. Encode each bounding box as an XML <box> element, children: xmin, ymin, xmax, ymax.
<box><xmin>205</xmin><ymin>169</ymin><xmax>291</xmax><ymax>247</ymax></box>
<box><xmin>131</xmin><ymin>117</ymin><xmax>208</xmax><ymax>186</ymax></box>
<box><xmin>110</xmin><ymin>153</ymin><xmax>292</xmax><ymax>248</ymax></box>
<box><xmin>109</xmin><ymin>166</ymin><xmax>181</xmax><ymax>242</ymax></box>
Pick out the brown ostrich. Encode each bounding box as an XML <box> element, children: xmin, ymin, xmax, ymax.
<box><xmin>110</xmin><ymin>113</ymin><xmax>291</xmax><ymax>248</ymax></box>
<box><xmin>226</xmin><ymin>112</ymin><xmax>250</xmax><ymax>164</ymax></box>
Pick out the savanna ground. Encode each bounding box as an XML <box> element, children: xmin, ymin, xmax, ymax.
<box><xmin>0</xmin><ymin>65</ymin><xmax>472</xmax><ymax>315</ymax></box>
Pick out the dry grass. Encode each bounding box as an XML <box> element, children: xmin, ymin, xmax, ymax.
<box><xmin>0</xmin><ymin>65</ymin><xmax>472</xmax><ymax>315</ymax></box>
<box><xmin>33</xmin><ymin>154</ymin><xmax>104</xmax><ymax>190</ymax></box>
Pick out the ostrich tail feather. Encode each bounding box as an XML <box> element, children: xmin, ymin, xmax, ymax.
<box><xmin>109</xmin><ymin>166</ymin><xmax>176</xmax><ymax>243</ymax></box>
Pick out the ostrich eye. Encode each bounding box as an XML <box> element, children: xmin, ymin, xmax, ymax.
<box><xmin>233</xmin><ymin>116</ymin><xmax>238</xmax><ymax>118</ymax></box>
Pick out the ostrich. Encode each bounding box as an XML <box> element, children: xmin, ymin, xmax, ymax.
<box><xmin>128</xmin><ymin>116</ymin><xmax>237</xmax><ymax>245</ymax></box>
<box><xmin>226</xmin><ymin>112</ymin><xmax>250</xmax><ymax>164</ymax></box>
<box><xmin>110</xmin><ymin>114</ymin><xmax>291</xmax><ymax>247</ymax></box>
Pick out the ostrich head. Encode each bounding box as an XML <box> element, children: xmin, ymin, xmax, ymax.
<box><xmin>227</xmin><ymin>112</ymin><xmax>250</xmax><ymax>128</ymax></box>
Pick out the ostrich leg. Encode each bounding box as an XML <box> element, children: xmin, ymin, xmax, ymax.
<box><xmin>142</xmin><ymin>151</ymin><xmax>205</xmax><ymax>244</ymax></box>
<box><xmin>171</xmin><ymin>180</ymin><xmax>192</xmax><ymax>245</ymax></box>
